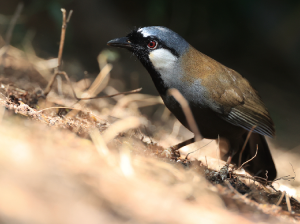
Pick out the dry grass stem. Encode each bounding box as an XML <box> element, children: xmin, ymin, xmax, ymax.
<box><xmin>119</xmin><ymin>145</ymin><xmax>135</xmax><ymax>177</ymax></box>
<box><xmin>44</xmin><ymin>71</ymin><xmax>77</xmax><ymax>98</ymax></box>
<box><xmin>82</xmin><ymin>63</ymin><xmax>112</xmax><ymax>97</ymax></box>
<box><xmin>44</xmin><ymin>8</ymin><xmax>72</xmax><ymax>96</ymax></box>
<box><xmin>66</xmin><ymin>63</ymin><xmax>112</xmax><ymax>117</ymax></box>
<box><xmin>237</xmin><ymin>144</ymin><xmax>258</xmax><ymax>170</ymax></box>
<box><xmin>90</xmin><ymin>128</ymin><xmax>110</xmax><ymax>156</ymax></box>
<box><xmin>238</xmin><ymin>125</ymin><xmax>257</xmax><ymax>167</ymax></box>
<box><xmin>57</xmin><ymin>9</ymin><xmax>73</xmax><ymax>70</ymax></box>
<box><xmin>44</xmin><ymin>9</ymin><xmax>140</xmax><ymax>103</ymax></box>
<box><xmin>102</xmin><ymin>116</ymin><xmax>141</xmax><ymax>144</ymax></box>
<box><xmin>56</xmin><ymin>75</ymin><xmax>63</xmax><ymax>95</ymax></box>
<box><xmin>286</xmin><ymin>193</ymin><xmax>292</xmax><ymax>213</ymax></box>
<box><xmin>185</xmin><ymin>140</ymin><xmax>213</xmax><ymax>160</ymax></box>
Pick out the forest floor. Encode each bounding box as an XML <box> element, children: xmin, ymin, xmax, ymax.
<box><xmin>1</xmin><ymin>34</ymin><xmax>300</xmax><ymax>224</ymax></box>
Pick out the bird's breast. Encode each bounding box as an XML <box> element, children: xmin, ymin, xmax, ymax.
<box><xmin>148</xmin><ymin>46</ymin><xmax>226</xmax><ymax>111</ymax></box>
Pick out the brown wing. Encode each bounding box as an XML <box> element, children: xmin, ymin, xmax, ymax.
<box><xmin>203</xmin><ymin>67</ymin><xmax>275</xmax><ymax>137</ymax></box>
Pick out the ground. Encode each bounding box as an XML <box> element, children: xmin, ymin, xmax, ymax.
<box><xmin>0</xmin><ymin>37</ymin><xmax>300</xmax><ymax>224</ymax></box>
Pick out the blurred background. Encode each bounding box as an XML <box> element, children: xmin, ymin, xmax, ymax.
<box><xmin>0</xmin><ymin>0</ymin><xmax>299</xmax><ymax>149</ymax></box>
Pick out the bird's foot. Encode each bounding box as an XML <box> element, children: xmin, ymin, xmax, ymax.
<box><xmin>219</xmin><ymin>164</ymin><xmax>229</xmax><ymax>180</ymax></box>
<box><xmin>206</xmin><ymin>164</ymin><xmax>230</xmax><ymax>183</ymax></box>
<box><xmin>161</xmin><ymin>146</ymin><xmax>180</xmax><ymax>159</ymax></box>
<box><xmin>218</xmin><ymin>155</ymin><xmax>232</xmax><ymax>180</ymax></box>
<box><xmin>161</xmin><ymin>147</ymin><xmax>172</xmax><ymax>157</ymax></box>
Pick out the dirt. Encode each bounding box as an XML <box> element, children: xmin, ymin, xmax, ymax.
<box><xmin>0</xmin><ymin>45</ymin><xmax>299</xmax><ymax>224</ymax></box>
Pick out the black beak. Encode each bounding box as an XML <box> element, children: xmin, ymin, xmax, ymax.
<box><xmin>107</xmin><ymin>37</ymin><xmax>132</xmax><ymax>50</ymax></box>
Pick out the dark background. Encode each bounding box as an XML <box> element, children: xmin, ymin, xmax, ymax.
<box><xmin>1</xmin><ymin>0</ymin><xmax>299</xmax><ymax>149</ymax></box>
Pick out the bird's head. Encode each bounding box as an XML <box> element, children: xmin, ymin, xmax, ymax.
<box><xmin>107</xmin><ymin>26</ymin><xmax>189</xmax><ymax>75</ymax></box>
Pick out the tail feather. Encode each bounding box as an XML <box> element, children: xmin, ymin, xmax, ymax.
<box><xmin>232</xmin><ymin>133</ymin><xmax>277</xmax><ymax>181</ymax></box>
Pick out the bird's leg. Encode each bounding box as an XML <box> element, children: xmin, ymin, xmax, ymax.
<box><xmin>226</xmin><ymin>155</ymin><xmax>232</xmax><ymax>165</ymax></box>
<box><xmin>162</xmin><ymin>137</ymin><xmax>195</xmax><ymax>159</ymax></box>
<box><xmin>219</xmin><ymin>154</ymin><xmax>233</xmax><ymax>180</ymax></box>
<box><xmin>170</xmin><ymin>137</ymin><xmax>195</xmax><ymax>151</ymax></box>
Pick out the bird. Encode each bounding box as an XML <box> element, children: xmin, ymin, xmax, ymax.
<box><xmin>107</xmin><ymin>26</ymin><xmax>277</xmax><ymax>180</ymax></box>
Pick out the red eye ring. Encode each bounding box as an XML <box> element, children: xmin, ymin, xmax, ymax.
<box><xmin>147</xmin><ymin>40</ymin><xmax>158</xmax><ymax>49</ymax></box>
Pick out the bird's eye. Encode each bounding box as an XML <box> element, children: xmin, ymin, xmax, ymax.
<box><xmin>147</xmin><ymin>40</ymin><xmax>157</xmax><ymax>49</ymax></box>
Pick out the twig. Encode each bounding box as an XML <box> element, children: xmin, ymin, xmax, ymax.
<box><xmin>44</xmin><ymin>71</ymin><xmax>142</xmax><ymax>100</ymax></box>
<box><xmin>80</xmin><ymin>88</ymin><xmax>142</xmax><ymax>100</ymax></box>
<box><xmin>238</xmin><ymin>125</ymin><xmax>257</xmax><ymax>167</ymax></box>
<box><xmin>265</xmin><ymin>170</ymin><xmax>268</xmax><ymax>183</ymax></box>
<box><xmin>233</xmin><ymin>172</ymin><xmax>295</xmax><ymax>187</ymax></box>
<box><xmin>281</xmin><ymin>210</ymin><xmax>300</xmax><ymax>217</ymax></box>
<box><xmin>37</xmin><ymin>106</ymin><xmax>103</xmax><ymax>125</ymax></box>
<box><xmin>185</xmin><ymin>140</ymin><xmax>213</xmax><ymax>160</ymax></box>
<box><xmin>286</xmin><ymin>193</ymin><xmax>292</xmax><ymax>213</ymax></box>
<box><xmin>237</xmin><ymin>144</ymin><xmax>258</xmax><ymax>170</ymax></box>
<box><xmin>273</xmin><ymin>175</ymin><xmax>295</xmax><ymax>182</ymax></box>
<box><xmin>57</xmin><ymin>9</ymin><xmax>73</xmax><ymax>70</ymax></box>
<box><xmin>224</xmin><ymin>179</ymin><xmax>288</xmax><ymax>217</ymax></box>
<box><xmin>232</xmin><ymin>173</ymin><xmax>270</xmax><ymax>185</ymax></box>
<box><xmin>38</xmin><ymin>106</ymin><xmax>77</xmax><ymax>113</ymax></box>
<box><xmin>168</xmin><ymin>88</ymin><xmax>202</xmax><ymax>141</ymax></box>
<box><xmin>79</xmin><ymin>63</ymin><xmax>112</xmax><ymax>99</ymax></box>
<box><xmin>289</xmin><ymin>162</ymin><xmax>296</xmax><ymax>180</ymax></box>
<box><xmin>66</xmin><ymin>10</ymin><xmax>73</xmax><ymax>23</ymax></box>
<box><xmin>89</xmin><ymin>128</ymin><xmax>110</xmax><ymax>156</ymax></box>
<box><xmin>276</xmin><ymin>191</ymin><xmax>286</xmax><ymax>206</ymax></box>
<box><xmin>56</xmin><ymin>75</ymin><xmax>63</xmax><ymax>96</ymax></box>
<box><xmin>44</xmin><ymin>8</ymin><xmax>72</xmax><ymax>96</ymax></box>
<box><xmin>44</xmin><ymin>71</ymin><xmax>75</xmax><ymax>97</ymax></box>
<box><xmin>102</xmin><ymin>116</ymin><xmax>141</xmax><ymax>144</ymax></box>
<box><xmin>43</xmin><ymin>9</ymin><xmax>140</xmax><ymax>103</ymax></box>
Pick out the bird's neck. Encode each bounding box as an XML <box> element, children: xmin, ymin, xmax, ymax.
<box><xmin>140</xmin><ymin>59</ymin><xmax>169</xmax><ymax>97</ymax></box>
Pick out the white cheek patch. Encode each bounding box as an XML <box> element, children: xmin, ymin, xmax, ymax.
<box><xmin>149</xmin><ymin>49</ymin><xmax>177</xmax><ymax>72</ymax></box>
